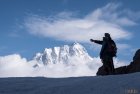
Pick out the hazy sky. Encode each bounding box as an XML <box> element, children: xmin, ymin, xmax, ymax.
<box><xmin>0</xmin><ymin>0</ymin><xmax>140</xmax><ymax>62</ymax></box>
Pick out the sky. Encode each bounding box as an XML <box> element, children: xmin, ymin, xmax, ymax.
<box><xmin>0</xmin><ymin>0</ymin><xmax>140</xmax><ymax>63</ymax></box>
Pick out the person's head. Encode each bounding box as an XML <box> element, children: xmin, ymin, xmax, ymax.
<box><xmin>104</xmin><ymin>33</ymin><xmax>111</xmax><ymax>40</ymax></box>
<box><xmin>105</xmin><ymin>33</ymin><xmax>110</xmax><ymax>38</ymax></box>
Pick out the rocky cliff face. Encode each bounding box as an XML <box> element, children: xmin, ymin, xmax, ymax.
<box><xmin>97</xmin><ymin>49</ymin><xmax>140</xmax><ymax>75</ymax></box>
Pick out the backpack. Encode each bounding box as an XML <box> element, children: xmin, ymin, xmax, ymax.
<box><xmin>107</xmin><ymin>40</ymin><xmax>117</xmax><ymax>57</ymax></box>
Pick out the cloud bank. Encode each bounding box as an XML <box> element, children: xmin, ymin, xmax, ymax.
<box><xmin>0</xmin><ymin>54</ymin><xmax>126</xmax><ymax>78</ymax></box>
<box><xmin>0</xmin><ymin>54</ymin><xmax>34</xmax><ymax>77</ymax></box>
<box><xmin>24</xmin><ymin>3</ymin><xmax>137</xmax><ymax>42</ymax></box>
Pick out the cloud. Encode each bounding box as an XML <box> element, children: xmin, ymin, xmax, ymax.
<box><xmin>85</xmin><ymin>3</ymin><xmax>136</xmax><ymax>26</ymax></box>
<box><xmin>0</xmin><ymin>54</ymin><xmax>34</xmax><ymax>77</ymax></box>
<box><xmin>23</xmin><ymin>3</ymin><xmax>139</xmax><ymax>43</ymax></box>
<box><xmin>123</xmin><ymin>9</ymin><xmax>140</xmax><ymax>22</ymax></box>
<box><xmin>0</xmin><ymin>54</ymin><xmax>126</xmax><ymax>78</ymax></box>
<box><xmin>117</xmin><ymin>43</ymin><xmax>131</xmax><ymax>51</ymax></box>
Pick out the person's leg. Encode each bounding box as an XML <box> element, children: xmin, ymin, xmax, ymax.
<box><xmin>107</xmin><ymin>57</ymin><xmax>115</xmax><ymax>74</ymax></box>
<box><xmin>110</xmin><ymin>57</ymin><xmax>115</xmax><ymax>74</ymax></box>
<box><xmin>102</xmin><ymin>58</ymin><xmax>109</xmax><ymax>75</ymax></box>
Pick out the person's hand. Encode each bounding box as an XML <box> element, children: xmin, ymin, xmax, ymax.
<box><xmin>90</xmin><ymin>39</ymin><xmax>94</xmax><ymax>42</ymax></box>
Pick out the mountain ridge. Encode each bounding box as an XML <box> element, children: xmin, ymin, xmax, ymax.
<box><xmin>33</xmin><ymin>42</ymin><xmax>93</xmax><ymax>67</ymax></box>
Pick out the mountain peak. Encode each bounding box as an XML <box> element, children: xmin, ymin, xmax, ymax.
<box><xmin>72</xmin><ymin>42</ymin><xmax>84</xmax><ymax>48</ymax></box>
<box><xmin>72</xmin><ymin>42</ymin><xmax>81</xmax><ymax>45</ymax></box>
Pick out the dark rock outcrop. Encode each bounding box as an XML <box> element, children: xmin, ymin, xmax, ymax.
<box><xmin>97</xmin><ymin>49</ymin><xmax>140</xmax><ymax>76</ymax></box>
<box><xmin>96</xmin><ymin>66</ymin><xmax>108</xmax><ymax>76</ymax></box>
<box><xmin>127</xmin><ymin>49</ymin><xmax>140</xmax><ymax>73</ymax></box>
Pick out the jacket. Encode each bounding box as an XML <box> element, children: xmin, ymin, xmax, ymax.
<box><xmin>94</xmin><ymin>37</ymin><xmax>115</xmax><ymax>59</ymax></box>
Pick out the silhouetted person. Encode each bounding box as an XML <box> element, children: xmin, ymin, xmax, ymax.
<box><xmin>90</xmin><ymin>33</ymin><xmax>117</xmax><ymax>75</ymax></box>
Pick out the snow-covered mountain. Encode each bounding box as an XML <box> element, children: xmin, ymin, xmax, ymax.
<box><xmin>33</xmin><ymin>43</ymin><xmax>93</xmax><ymax>67</ymax></box>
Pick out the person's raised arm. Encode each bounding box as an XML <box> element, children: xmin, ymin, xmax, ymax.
<box><xmin>90</xmin><ymin>39</ymin><xmax>103</xmax><ymax>45</ymax></box>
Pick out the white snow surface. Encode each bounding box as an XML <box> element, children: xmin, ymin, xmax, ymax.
<box><xmin>0</xmin><ymin>73</ymin><xmax>140</xmax><ymax>94</ymax></box>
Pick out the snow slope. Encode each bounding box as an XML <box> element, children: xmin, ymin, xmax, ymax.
<box><xmin>0</xmin><ymin>73</ymin><xmax>140</xmax><ymax>94</ymax></box>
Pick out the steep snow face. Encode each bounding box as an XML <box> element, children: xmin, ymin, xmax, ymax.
<box><xmin>33</xmin><ymin>43</ymin><xmax>93</xmax><ymax>67</ymax></box>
